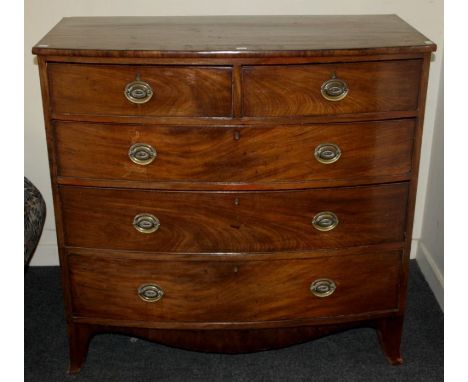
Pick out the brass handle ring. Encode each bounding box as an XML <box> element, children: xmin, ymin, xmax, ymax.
<box><xmin>128</xmin><ymin>143</ymin><xmax>157</xmax><ymax>165</ymax></box>
<box><xmin>314</xmin><ymin>143</ymin><xmax>341</xmax><ymax>164</ymax></box>
<box><xmin>312</xmin><ymin>211</ymin><xmax>339</xmax><ymax>232</ymax></box>
<box><xmin>138</xmin><ymin>284</ymin><xmax>164</xmax><ymax>302</ymax></box>
<box><xmin>125</xmin><ymin>79</ymin><xmax>153</xmax><ymax>104</ymax></box>
<box><xmin>133</xmin><ymin>213</ymin><xmax>160</xmax><ymax>234</ymax></box>
<box><xmin>310</xmin><ymin>278</ymin><xmax>336</xmax><ymax>298</ymax></box>
<box><xmin>321</xmin><ymin>76</ymin><xmax>348</xmax><ymax>101</ymax></box>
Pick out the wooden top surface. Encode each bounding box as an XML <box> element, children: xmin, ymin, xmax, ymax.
<box><xmin>32</xmin><ymin>15</ymin><xmax>436</xmax><ymax>58</ymax></box>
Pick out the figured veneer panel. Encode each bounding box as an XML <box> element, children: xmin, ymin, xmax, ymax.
<box><xmin>48</xmin><ymin>64</ymin><xmax>232</xmax><ymax>117</ymax></box>
<box><xmin>69</xmin><ymin>251</ymin><xmax>401</xmax><ymax>323</ymax></box>
<box><xmin>243</xmin><ymin>60</ymin><xmax>421</xmax><ymax>116</ymax></box>
<box><xmin>60</xmin><ymin>183</ymin><xmax>408</xmax><ymax>253</ymax></box>
<box><xmin>54</xmin><ymin>119</ymin><xmax>415</xmax><ymax>184</ymax></box>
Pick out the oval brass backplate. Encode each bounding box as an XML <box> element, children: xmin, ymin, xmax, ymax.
<box><xmin>310</xmin><ymin>278</ymin><xmax>336</xmax><ymax>298</ymax></box>
<box><xmin>138</xmin><ymin>284</ymin><xmax>164</xmax><ymax>302</ymax></box>
<box><xmin>312</xmin><ymin>211</ymin><xmax>339</xmax><ymax>232</ymax></box>
<box><xmin>128</xmin><ymin>143</ymin><xmax>157</xmax><ymax>165</ymax></box>
<box><xmin>124</xmin><ymin>80</ymin><xmax>154</xmax><ymax>104</ymax></box>
<box><xmin>321</xmin><ymin>77</ymin><xmax>348</xmax><ymax>101</ymax></box>
<box><xmin>133</xmin><ymin>213</ymin><xmax>160</xmax><ymax>234</ymax></box>
<box><xmin>314</xmin><ymin>143</ymin><xmax>341</xmax><ymax>164</ymax></box>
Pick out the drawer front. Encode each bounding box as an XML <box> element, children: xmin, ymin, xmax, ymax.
<box><xmin>55</xmin><ymin>119</ymin><xmax>414</xmax><ymax>183</ymax></box>
<box><xmin>243</xmin><ymin>60</ymin><xmax>421</xmax><ymax>117</ymax></box>
<box><xmin>48</xmin><ymin>64</ymin><xmax>232</xmax><ymax>117</ymax></box>
<box><xmin>61</xmin><ymin>183</ymin><xmax>408</xmax><ymax>252</ymax></box>
<box><xmin>69</xmin><ymin>251</ymin><xmax>401</xmax><ymax>322</ymax></box>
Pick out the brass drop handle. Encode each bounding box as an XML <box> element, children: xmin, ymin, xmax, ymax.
<box><xmin>133</xmin><ymin>213</ymin><xmax>160</xmax><ymax>234</ymax></box>
<box><xmin>321</xmin><ymin>74</ymin><xmax>348</xmax><ymax>101</ymax></box>
<box><xmin>128</xmin><ymin>143</ymin><xmax>157</xmax><ymax>165</ymax></box>
<box><xmin>314</xmin><ymin>143</ymin><xmax>341</xmax><ymax>164</ymax></box>
<box><xmin>138</xmin><ymin>284</ymin><xmax>164</xmax><ymax>302</ymax></box>
<box><xmin>124</xmin><ymin>75</ymin><xmax>153</xmax><ymax>104</ymax></box>
<box><xmin>310</xmin><ymin>278</ymin><xmax>336</xmax><ymax>298</ymax></box>
<box><xmin>312</xmin><ymin>211</ymin><xmax>339</xmax><ymax>231</ymax></box>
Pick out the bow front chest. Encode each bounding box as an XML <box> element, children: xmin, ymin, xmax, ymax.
<box><xmin>33</xmin><ymin>15</ymin><xmax>436</xmax><ymax>373</ymax></box>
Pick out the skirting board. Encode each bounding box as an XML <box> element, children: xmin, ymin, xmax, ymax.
<box><xmin>410</xmin><ymin>239</ymin><xmax>418</xmax><ymax>259</ymax></box>
<box><xmin>29</xmin><ymin>229</ymin><xmax>59</xmax><ymax>266</ymax></box>
<box><xmin>415</xmin><ymin>239</ymin><xmax>444</xmax><ymax>311</ymax></box>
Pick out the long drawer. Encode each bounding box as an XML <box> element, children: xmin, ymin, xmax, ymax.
<box><xmin>55</xmin><ymin>119</ymin><xmax>414</xmax><ymax>183</ymax></box>
<box><xmin>48</xmin><ymin>64</ymin><xmax>233</xmax><ymax>117</ymax></box>
<box><xmin>69</xmin><ymin>250</ymin><xmax>401</xmax><ymax>323</ymax></box>
<box><xmin>243</xmin><ymin>60</ymin><xmax>421</xmax><ymax>117</ymax></box>
<box><xmin>60</xmin><ymin>183</ymin><xmax>408</xmax><ymax>252</ymax></box>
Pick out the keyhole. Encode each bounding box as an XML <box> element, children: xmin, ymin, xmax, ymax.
<box><xmin>234</xmin><ymin>130</ymin><xmax>241</xmax><ymax>141</ymax></box>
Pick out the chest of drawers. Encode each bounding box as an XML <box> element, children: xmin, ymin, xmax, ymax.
<box><xmin>33</xmin><ymin>15</ymin><xmax>436</xmax><ymax>373</ymax></box>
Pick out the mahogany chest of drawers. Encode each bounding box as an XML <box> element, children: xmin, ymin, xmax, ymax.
<box><xmin>33</xmin><ymin>15</ymin><xmax>436</xmax><ymax>373</ymax></box>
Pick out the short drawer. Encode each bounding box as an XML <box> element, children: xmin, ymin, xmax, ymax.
<box><xmin>60</xmin><ymin>183</ymin><xmax>408</xmax><ymax>252</ymax></box>
<box><xmin>55</xmin><ymin>119</ymin><xmax>414</xmax><ymax>183</ymax></box>
<box><xmin>69</xmin><ymin>251</ymin><xmax>401</xmax><ymax>323</ymax></box>
<box><xmin>48</xmin><ymin>64</ymin><xmax>232</xmax><ymax>117</ymax></box>
<box><xmin>243</xmin><ymin>60</ymin><xmax>421</xmax><ymax>117</ymax></box>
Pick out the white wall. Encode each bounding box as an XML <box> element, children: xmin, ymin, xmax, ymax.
<box><xmin>25</xmin><ymin>0</ymin><xmax>444</xmax><ymax>265</ymax></box>
<box><xmin>415</xmin><ymin>59</ymin><xmax>444</xmax><ymax>310</ymax></box>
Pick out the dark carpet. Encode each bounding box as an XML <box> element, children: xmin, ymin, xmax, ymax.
<box><xmin>24</xmin><ymin>260</ymin><xmax>443</xmax><ymax>381</ymax></box>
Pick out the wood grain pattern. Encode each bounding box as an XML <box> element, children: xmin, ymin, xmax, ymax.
<box><xmin>32</xmin><ymin>15</ymin><xmax>436</xmax><ymax>58</ymax></box>
<box><xmin>60</xmin><ymin>183</ymin><xmax>408</xmax><ymax>252</ymax></box>
<box><xmin>243</xmin><ymin>60</ymin><xmax>421</xmax><ymax>116</ymax></box>
<box><xmin>54</xmin><ymin>119</ymin><xmax>415</xmax><ymax>184</ymax></box>
<box><xmin>48</xmin><ymin>64</ymin><xmax>232</xmax><ymax>117</ymax></box>
<box><xmin>68</xmin><ymin>251</ymin><xmax>401</xmax><ymax>323</ymax></box>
